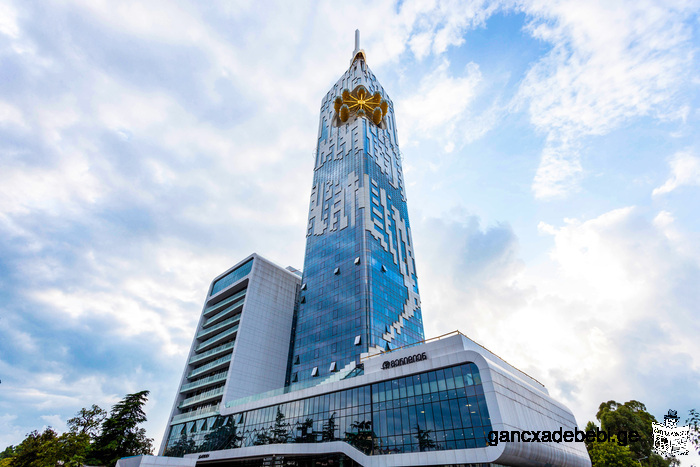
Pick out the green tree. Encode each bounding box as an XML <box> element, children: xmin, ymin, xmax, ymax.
<box><xmin>88</xmin><ymin>390</ymin><xmax>154</xmax><ymax>466</ymax></box>
<box><xmin>67</xmin><ymin>404</ymin><xmax>107</xmax><ymax>440</ymax></box>
<box><xmin>11</xmin><ymin>428</ymin><xmax>59</xmax><ymax>467</ymax></box>
<box><xmin>0</xmin><ymin>446</ymin><xmax>15</xmax><ymax>459</ymax></box>
<box><xmin>42</xmin><ymin>432</ymin><xmax>91</xmax><ymax>467</ymax></box>
<box><xmin>587</xmin><ymin>435</ymin><xmax>637</xmax><ymax>467</ymax></box>
<box><xmin>584</xmin><ymin>421</ymin><xmax>598</xmax><ymax>450</ymax></box>
<box><xmin>596</xmin><ymin>400</ymin><xmax>656</xmax><ymax>463</ymax></box>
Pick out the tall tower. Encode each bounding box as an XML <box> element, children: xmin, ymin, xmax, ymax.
<box><xmin>290</xmin><ymin>31</ymin><xmax>424</xmax><ymax>384</ymax></box>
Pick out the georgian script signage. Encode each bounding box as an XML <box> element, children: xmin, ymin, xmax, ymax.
<box><xmin>382</xmin><ymin>352</ymin><xmax>427</xmax><ymax>370</ymax></box>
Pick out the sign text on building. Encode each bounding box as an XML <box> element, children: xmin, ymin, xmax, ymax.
<box><xmin>382</xmin><ymin>352</ymin><xmax>427</xmax><ymax>369</ymax></box>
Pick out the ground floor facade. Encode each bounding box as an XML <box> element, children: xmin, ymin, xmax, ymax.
<box><xmin>118</xmin><ymin>333</ymin><xmax>591</xmax><ymax>467</ymax></box>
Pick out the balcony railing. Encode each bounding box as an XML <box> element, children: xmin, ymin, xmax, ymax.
<box><xmin>178</xmin><ymin>386</ymin><xmax>225</xmax><ymax>409</ymax></box>
<box><xmin>189</xmin><ymin>341</ymin><xmax>235</xmax><ymax>365</ymax></box>
<box><xmin>170</xmin><ymin>406</ymin><xmax>219</xmax><ymax>425</ymax></box>
<box><xmin>204</xmin><ymin>289</ymin><xmax>246</xmax><ymax>317</ymax></box>
<box><xmin>180</xmin><ymin>372</ymin><xmax>227</xmax><ymax>393</ymax></box>
<box><xmin>195</xmin><ymin>325</ymin><xmax>239</xmax><ymax>352</ymax></box>
<box><xmin>187</xmin><ymin>354</ymin><xmax>232</xmax><ymax>379</ymax></box>
<box><xmin>202</xmin><ymin>301</ymin><xmax>243</xmax><ymax>328</ymax></box>
<box><xmin>197</xmin><ymin>314</ymin><xmax>241</xmax><ymax>340</ymax></box>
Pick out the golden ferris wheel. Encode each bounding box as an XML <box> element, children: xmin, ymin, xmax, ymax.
<box><xmin>333</xmin><ymin>85</ymin><xmax>389</xmax><ymax>127</ymax></box>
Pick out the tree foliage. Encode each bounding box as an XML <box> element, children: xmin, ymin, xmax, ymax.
<box><xmin>0</xmin><ymin>391</ymin><xmax>152</xmax><ymax>467</ymax></box>
<box><xmin>596</xmin><ymin>400</ymin><xmax>656</xmax><ymax>461</ymax></box>
<box><xmin>0</xmin><ymin>446</ymin><xmax>15</xmax><ymax>460</ymax></box>
<box><xmin>587</xmin><ymin>434</ymin><xmax>638</xmax><ymax>467</ymax></box>
<box><xmin>88</xmin><ymin>390</ymin><xmax>154</xmax><ymax>466</ymax></box>
<box><xmin>67</xmin><ymin>404</ymin><xmax>107</xmax><ymax>440</ymax></box>
<box><xmin>589</xmin><ymin>400</ymin><xmax>684</xmax><ymax>467</ymax></box>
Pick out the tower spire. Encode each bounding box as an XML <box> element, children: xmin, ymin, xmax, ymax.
<box><xmin>350</xmin><ymin>29</ymin><xmax>366</xmax><ymax>66</ymax></box>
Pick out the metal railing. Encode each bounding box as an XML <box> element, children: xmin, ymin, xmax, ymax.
<box><xmin>195</xmin><ymin>325</ymin><xmax>239</xmax><ymax>352</ymax></box>
<box><xmin>178</xmin><ymin>386</ymin><xmax>225</xmax><ymax>409</ymax></box>
<box><xmin>187</xmin><ymin>354</ymin><xmax>232</xmax><ymax>379</ymax></box>
<box><xmin>170</xmin><ymin>406</ymin><xmax>218</xmax><ymax>425</ymax></box>
<box><xmin>202</xmin><ymin>301</ymin><xmax>243</xmax><ymax>328</ymax></box>
<box><xmin>360</xmin><ymin>330</ymin><xmax>544</xmax><ymax>387</ymax></box>
<box><xmin>203</xmin><ymin>289</ymin><xmax>246</xmax><ymax>317</ymax></box>
<box><xmin>197</xmin><ymin>314</ymin><xmax>241</xmax><ymax>339</ymax></box>
<box><xmin>188</xmin><ymin>341</ymin><xmax>235</xmax><ymax>365</ymax></box>
<box><xmin>180</xmin><ymin>371</ymin><xmax>227</xmax><ymax>393</ymax></box>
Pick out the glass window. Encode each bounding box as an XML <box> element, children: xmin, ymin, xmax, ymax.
<box><xmin>440</xmin><ymin>400</ymin><xmax>453</xmax><ymax>430</ymax></box>
<box><xmin>210</xmin><ymin>259</ymin><xmax>253</xmax><ymax>296</ymax></box>
<box><xmin>430</xmin><ymin>401</ymin><xmax>443</xmax><ymax>431</ymax></box>
<box><xmin>444</xmin><ymin>367</ymin><xmax>456</xmax><ymax>390</ymax></box>
<box><xmin>436</xmin><ymin>369</ymin><xmax>447</xmax><ymax>392</ymax></box>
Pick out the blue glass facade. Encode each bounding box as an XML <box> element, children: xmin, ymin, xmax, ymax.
<box><xmin>290</xmin><ymin>53</ymin><xmax>424</xmax><ymax>384</ymax></box>
<box><xmin>165</xmin><ymin>362</ymin><xmax>491</xmax><ymax>456</ymax></box>
<box><xmin>210</xmin><ymin>259</ymin><xmax>253</xmax><ymax>296</ymax></box>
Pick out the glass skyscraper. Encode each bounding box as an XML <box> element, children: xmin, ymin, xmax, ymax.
<box><xmin>141</xmin><ymin>31</ymin><xmax>591</xmax><ymax>467</ymax></box>
<box><xmin>289</xmin><ymin>32</ymin><xmax>425</xmax><ymax>385</ymax></box>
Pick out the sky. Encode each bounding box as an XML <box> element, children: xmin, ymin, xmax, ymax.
<box><xmin>0</xmin><ymin>0</ymin><xmax>699</xmax><ymax>462</ymax></box>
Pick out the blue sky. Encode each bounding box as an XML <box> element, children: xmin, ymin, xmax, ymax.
<box><xmin>0</xmin><ymin>0</ymin><xmax>699</xmax><ymax>461</ymax></box>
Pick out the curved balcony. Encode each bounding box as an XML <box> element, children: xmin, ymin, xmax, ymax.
<box><xmin>170</xmin><ymin>405</ymin><xmax>218</xmax><ymax>425</ymax></box>
<box><xmin>187</xmin><ymin>354</ymin><xmax>232</xmax><ymax>380</ymax></box>
<box><xmin>180</xmin><ymin>371</ymin><xmax>227</xmax><ymax>393</ymax></box>
<box><xmin>197</xmin><ymin>315</ymin><xmax>241</xmax><ymax>340</ymax></box>
<box><xmin>189</xmin><ymin>341</ymin><xmax>235</xmax><ymax>365</ymax></box>
<box><xmin>204</xmin><ymin>289</ymin><xmax>246</xmax><ymax>318</ymax></box>
<box><xmin>195</xmin><ymin>324</ymin><xmax>239</xmax><ymax>352</ymax></box>
<box><xmin>202</xmin><ymin>301</ymin><xmax>243</xmax><ymax>328</ymax></box>
<box><xmin>178</xmin><ymin>386</ymin><xmax>225</xmax><ymax>409</ymax></box>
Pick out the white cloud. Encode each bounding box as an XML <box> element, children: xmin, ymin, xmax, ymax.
<box><xmin>0</xmin><ymin>100</ymin><xmax>25</xmax><ymax>128</ymax></box>
<box><xmin>40</xmin><ymin>414</ymin><xmax>67</xmax><ymax>433</ymax></box>
<box><xmin>0</xmin><ymin>2</ymin><xmax>19</xmax><ymax>39</ymax></box>
<box><xmin>396</xmin><ymin>59</ymin><xmax>500</xmax><ymax>155</ymax></box>
<box><xmin>398</xmin><ymin>60</ymin><xmax>482</xmax><ymax>141</ymax></box>
<box><xmin>532</xmin><ymin>140</ymin><xmax>583</xmax><ymax>199</ymax></box>
<box><xmin>653</xmin><ymin>149</ymin><xmax>700</xmax><ymax>196</ymax></box>
<box><xmin>417</xmin><ymin>205</ymin><xmax>700</xmax><ymax>427</ymax></box>
<box><xmin>0</xmin><ymin>415</ymin><xmax>23</xmax><ymax>449</ymax></box>
<box><xmin>516</xmin><ymin>0</ymin><xmax>697</xmax><ymax>198</ymax></box>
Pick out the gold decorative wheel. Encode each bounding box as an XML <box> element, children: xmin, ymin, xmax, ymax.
<box><xmin>334</xmin><ymin>85</ymin><xmax>387</xmax><ymax>127</ymax></box>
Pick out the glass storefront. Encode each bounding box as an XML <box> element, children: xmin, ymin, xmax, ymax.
<box><xmin>165</xmin><ymin>362</ymin><xmax>491</xmax><ymax>458</ymax></box>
